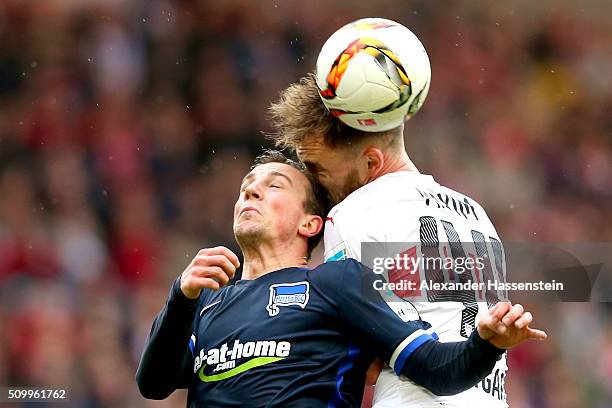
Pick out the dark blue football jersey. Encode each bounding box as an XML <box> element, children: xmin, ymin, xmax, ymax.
<box><xmin>137</xmin><ymin>258</ymin><xmax>504</xmax><ymax>407</ymax></box>
<box><xmin>187</xmin><ymin>259</ymin><xmax>436</xmax><ymax>407</ymax></box>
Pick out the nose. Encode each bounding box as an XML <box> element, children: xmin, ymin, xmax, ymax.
<box><xmin>243</xmin><ymin>182</ymin><xmax>262</xmax><ymax>200</ymax></box>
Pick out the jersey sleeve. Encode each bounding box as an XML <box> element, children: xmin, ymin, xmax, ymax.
<box><xmin>324</xmin><ymin>204</ymin><xmax>423</xmax><ymax>321</ymax></box>
<box><xmin>136</xmin><ymin>277</ymin><xmax>205</xmax><ymax>399</ymax></box>
<box><xmin>309</xmin><ymin>259</ymin><xmax>505</xmax><ymax>396</ymax></box>
<box><xmin>310</xmin><ymin>259</ymin><xmax>438</xmax><ymax>366</ymax></box>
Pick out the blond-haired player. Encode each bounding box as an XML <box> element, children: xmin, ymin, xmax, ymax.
<box><xmin>269</xmin><ymin>74</ymin><xmax>531</xmax><ymax>407</ymax></box>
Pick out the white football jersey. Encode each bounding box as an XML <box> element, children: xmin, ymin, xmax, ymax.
<box><xmin>323</xmin><ymin>171</ymin><xmax>508</xmax><ymax>408</ymax></box>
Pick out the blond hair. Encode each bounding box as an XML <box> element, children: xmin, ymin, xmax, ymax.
<box><xmin>268</xmin><ymin>73</ymin><xmax>394</xmax><ymax>149</ymax></box>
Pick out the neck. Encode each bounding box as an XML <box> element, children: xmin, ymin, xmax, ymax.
<box><xmin>240</xmin><ymin>239</ymin><xmax>308</xmax><ymax>280</ymax></box>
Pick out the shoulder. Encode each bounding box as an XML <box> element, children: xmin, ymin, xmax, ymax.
<box><xmin>197</xmin><ymin>284</ymin><xmax>230</xmax><ymax>307</ymax></box>
<box><xmin>328</xmin><ymin>172</ymin><xmax>434</xmax><ymax>218</ymax></box>
<box><xmin>308</xmin><ymin>259</ymin><xmax>363</xmax><ymax>283</ymax></box>
<box><xmin>437</xmin><ymin>184</ymin><xmax>497</xmax><ymax>230</ymax></box>
<box><xmin>325</xmin><ymin>173</ymin><xmax>435</xmax><ymax>244</ymax></box>
<box><xmin>313</xmin><ymin>258</ymin><xmax>361</xmax><ymax>271</ymax></box>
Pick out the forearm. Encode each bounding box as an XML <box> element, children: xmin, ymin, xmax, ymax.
<box><xmin>398</xmin><ymin>330</ymin><xmax>504</xmax><ymax>396</ymax></box>
<box><xmin>136</xmin><ymin>278</ymin><xmax>198</xmax><ymax>399</ymax></box>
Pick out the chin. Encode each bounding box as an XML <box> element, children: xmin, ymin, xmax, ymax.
<box><xmin>234</xmin><ymin>223</ymin><xmax>264</xmax><ymax>245</ymax></box>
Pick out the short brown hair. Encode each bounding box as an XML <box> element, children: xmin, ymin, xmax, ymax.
<box><xmin>268</xmin><ymin>73</ymin><xmax>392</xmax><ymax>149</ymax></box>
<box><xmin>252</xmin><ymin>150</ymin><xmax>331</xmax><ymax>259</ymax></box>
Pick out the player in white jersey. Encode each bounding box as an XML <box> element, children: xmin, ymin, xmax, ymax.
<box><xmin>267</xmin><ymin>74</ymin><xmax>543</xmax><ymax>407</ymax></box>
<box><xmin>322</xmin><ymin>171</ymin><xmax>509</xmax><ymax>407</ymax></box>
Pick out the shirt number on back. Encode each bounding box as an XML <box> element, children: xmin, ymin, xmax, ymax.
<box><xmin>418</xmin><ymin>216</ymin><xmax>507</xmax><ymax>338</ymax></box>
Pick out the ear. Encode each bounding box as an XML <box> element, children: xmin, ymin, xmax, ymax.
<box><xmin>362</xmin><ymin>147</ymin><xmax>384</xmax><ymax>177</ymax></box>
<box><xmin>298</xmin><ymin>214</ymin><xmax>324</xmax><ymax>239</ymax></box>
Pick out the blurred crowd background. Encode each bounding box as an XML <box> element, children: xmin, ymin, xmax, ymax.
<box><xmin>0</xmin><ymin>0</ymin><xmax>610</xmax><ymax>407</ymax></box>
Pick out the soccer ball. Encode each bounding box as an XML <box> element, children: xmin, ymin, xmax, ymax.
<box><xmin>316</xmin><ymin>18</ymin><xmax>431</xmax><ymax>132</ymax></box>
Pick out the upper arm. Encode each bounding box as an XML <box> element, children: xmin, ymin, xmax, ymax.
<box><xmin>176</xmin><ymin>289</ymin><xmax>212</xmax><ymax>388</ymax></box>
<box><xmin>136</xmin><ymin>278</ymin><xmax>203</xmax><ymax>398</ymax></box>
<box><xmin>325</xmin><ymin>260</ymin><xmax>438</xmax><ymax>366</ymax></box>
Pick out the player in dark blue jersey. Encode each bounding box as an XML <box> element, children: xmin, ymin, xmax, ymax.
<box><xmin>136</xmin><ymin>151</ymin><xmax>546</xmax><ymax>407</ymax></box>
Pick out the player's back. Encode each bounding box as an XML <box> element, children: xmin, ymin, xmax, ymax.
<box><xmin>323</xmin><ymin>171</ymin><xmax>508</xmax><ymax>408</ymax></box>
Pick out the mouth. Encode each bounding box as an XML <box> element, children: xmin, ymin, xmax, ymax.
<box><xmin>240</xmin><ymin>206</ymin><xmax>260</xmax><ymax>216</ymax></box>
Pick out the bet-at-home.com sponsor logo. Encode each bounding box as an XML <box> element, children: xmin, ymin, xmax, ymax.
<box><xmin>194</xmin><ymin>339</ymin><xmax>291</xmax><ymax>382</ymax></box>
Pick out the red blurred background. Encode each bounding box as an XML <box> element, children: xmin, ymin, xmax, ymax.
<box><xmin>0</xmin><ymin>0</ymin><xmax>610</xmax><ymax>407</ymax></box>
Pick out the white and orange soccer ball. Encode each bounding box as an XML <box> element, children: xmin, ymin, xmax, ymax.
<box><xmin>316</xmin><ymin>18</ymin><xmax>431</xmax><ymax>132</ymax></box>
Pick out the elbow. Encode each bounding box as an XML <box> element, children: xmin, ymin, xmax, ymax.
<box><xmin>135</xmin><ymin>370</ymin><xmax>174</xmax><ymax>400</ymax></box>
<box><xmin>401</xmin><ymin>367</ymin><xmax>471</xmax><ymax>396</ymax></box>
<box><xmin>426</xmin><ymin>382</ymin><xmax>470</xmax><ymax>397</ymax></box>
<box><xmin>139</xmin><ymin>390</ymin><xmax>173</xmax><ymax>400</ymax></box>
<box><xmin>409</xmin><ymin>370</ymin><xmax>484</xmax><ymax>396</ymax></box>
<box><xmin>137</xmin><ymin>382</ymin><xmax>173</xmax><ymax>400</ymax></box>
<box><xmin>414</xmin><ymin>365</ymin><xmax>490</xmax><ymax>396</ymax></box>
<box><xmin>137</xmin><ymin>384</ymin><xmax>172</xmax><ymax>400</ymax></box>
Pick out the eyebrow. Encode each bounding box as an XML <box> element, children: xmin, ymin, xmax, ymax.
<box><xmin>241</xmin><ymin>170</ymin><xmax>294</xmax><ymax>186</ymax></box>
<box><xmin>269</xmin><ymin>170</ymin><xmax>293</xmax><ymax>185</ymax></box>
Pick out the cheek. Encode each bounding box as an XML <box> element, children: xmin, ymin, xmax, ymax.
<box><xmin>233</xmin><ymin>199</ymin><xmax>242</xmax><ymax>219</ymax></box>
<box><xmin>269</xmin><ymin>195</ymin><xmax>302</xmax><ymax>225</ymax></box>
